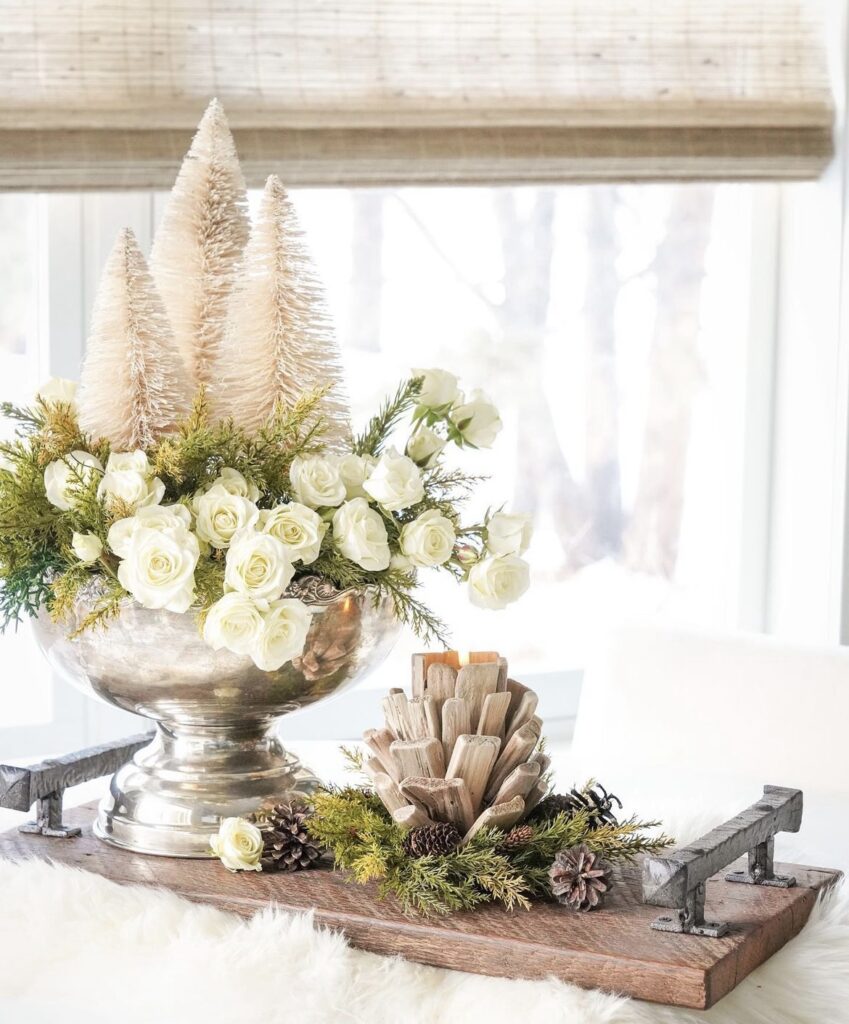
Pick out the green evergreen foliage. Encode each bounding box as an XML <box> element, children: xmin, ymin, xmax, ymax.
<box><xmin>308</xmin><ymin>784</ymin><xmax>673</xmax><ymax>917</ymax></box>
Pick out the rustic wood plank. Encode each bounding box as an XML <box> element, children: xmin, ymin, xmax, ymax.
<box><xmin>0</xmin><ymin>806</ymin><xmax>841</xmax><ymax>1011</ymax></box>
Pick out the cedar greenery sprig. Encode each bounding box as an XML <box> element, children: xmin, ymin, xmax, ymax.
<box><xmin>307</xmin><ymin>784</ymin><xmax>673</xmax><ymax>917</ymax></box>
<box><xmin>352</xmin><ymin>376</ymin><xmax>423</xmax><ymax>457</ymax></box>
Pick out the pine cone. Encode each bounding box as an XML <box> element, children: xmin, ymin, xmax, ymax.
<box><xmin>402</xmin><ymin>822</ymin><xmax>462</xmax><ymax>858</ymax></box>
<box><xmin>529</xmin><ymin>784</ymin><xmax>622</xmax><ymax>829</ymax></box>
<box><xmin>251</xmin><ymin>803</ymin><xmax>323</xmax><ymax>872</ymax></box>
<box><xmin>498</xmin><ymin>824</ymin><xmax>534</xmax><ymax>853</ymax></box>
<box><xmin>549</xmin><ymin>844</ymin><xmax>612</xmax><ymax>911</ymax></box>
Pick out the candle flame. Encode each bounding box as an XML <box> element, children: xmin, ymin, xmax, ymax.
<box><xmin>457</xmin><ymin>650</ymin><xmax>471</xmax><ymax>667</ymax></box>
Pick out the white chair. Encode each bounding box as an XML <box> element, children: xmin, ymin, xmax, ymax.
<box><xmin>570</xmin><ymin>623</ymin><xmax>849</xmax><ymax>870</ymax></box>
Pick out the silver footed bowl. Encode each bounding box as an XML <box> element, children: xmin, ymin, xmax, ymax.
<box><xmin>32</xmin><ymin>576</ymin><xmax>400</xmax><ymax>857</ymax></box>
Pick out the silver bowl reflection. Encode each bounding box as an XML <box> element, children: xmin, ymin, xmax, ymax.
<box><xmin>32</xmin><ymin>577</ymin><xmax>400</xmax><ymax>857</ymax></box>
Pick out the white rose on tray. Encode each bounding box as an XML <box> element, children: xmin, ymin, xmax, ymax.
<box><xmin>211</xmin><ymin>467</ymin><xmax>261</xmax><ymax>503</ymax></box>
<box><xmin>258</xmin><ymin>502</ymin><xmax>326</xmax><ymax>565</ymax></box>
<box><xmin>399</xmin><ymin>509</ymin><xmax>456</xmax><ymax>568</ymax></box>
<box><xmin>289</xmin><ymin>455</ymin><xmax>346</xmax><ymax>508</ymax></box>
<box><xmin>36</xmin><ymin>377</ymin><xmax>78</xmax><ymax>408</ymax></box>
<box><xmin>43</xmin><ymin>450</ymin><xmax>104</xmax><ymax>510</ymax></box>
<box><xmin>363</xmin><ymin>448</ymin><xmax>424</xmax><ymax>512</ymax></box>
<box><xmin>194</xmin><ymin>484</ymin><xmax>259</xmax><ymax>549</ymax></box>
<box><xmin>117</xmin><ymin>526</ymin><xmax>200</xmax><ymax>613</ymax></box>
<box><xmin>485</xmin><ymin>512</ymin><xmax>532</xmax><ymax>557</ymax></box>
<box><xmin>332</xmin><ymin>497</ymin><xmax>391</xmax><ymax>571</ymax></box>
<box><xmin>467</xmin><ymin>554</ymin><xmax>530</xmax><ymax>610</ymax></box>
<box><xmin>210</xmin><ymin>817</ymin><xmax>264</xmax><ymax>872</ymax></box>
<box><xmin>224</xmin><ymin>531</ymin><xmax>295</xmax><ymax>600</ymax></box>
<box><xmin>450</xmin><ymin>389</ymin><xmax>503</xmax><ymax>448</ymax></box>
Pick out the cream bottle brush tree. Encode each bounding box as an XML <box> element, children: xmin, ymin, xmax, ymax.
<box><xmin>212</xmin><ymin>174</ymin><xmax>349</xmax><ymax>443</ymax></box>
<box><xmin>77</xmin><ymin>228</ymin><xmax>192</xmax><ymax>450</ymax></box>
<box><xmin>149</xmin><ymin>98</ymin><xmax>250</xmax><ymax>392</ymax></box>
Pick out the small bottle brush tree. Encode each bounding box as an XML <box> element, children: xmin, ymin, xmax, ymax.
<box><xmin>149</xmin><ymin>98</ymin><xmax>250</xmax><ymax>392</ymax></box>
<box><xmin>77</xmin><ymin>229</ymin><xmax>192</xmax><ymax>449</ymax></box>
<box><xmin>212</xmin><ymin>174</ymin><xmax>350</xmax><ymax>443</ymax></box>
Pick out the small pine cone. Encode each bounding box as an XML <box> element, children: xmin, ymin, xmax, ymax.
<box><xmin>549</xmin><ymin>843</ymin><xmax>612</xmax><ymax>912</ymax></box>
<box><xmin>402</xmin><ymin>822</ymin><xmax>462</xmax><ymax>858</ymax></box>
<box><xmin>251</xmin><ymin>803</ymin><xmax>323</xmax><ymax>872</ymax></box>
<box><xmin>529</xmin><ymin>785</ymin><xmax>622</xmax><ymax>830</ymax></box>
<box><xmin>498</xmin><ymin>824</ymin><xmax>534</xmax><ymax>853</ymax></box>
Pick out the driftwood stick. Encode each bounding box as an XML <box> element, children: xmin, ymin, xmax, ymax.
<box><xmin>477</xmin><ymin>691</ymin><xmax>511</xmax><ymax>739</ymax></box>
<box><xmin>425</xmin><ymin>663</ymin><xmax>457</xmax><ymax>711</ymax></box>
<box><xmin>505</xmin><ymin>678</ymin><xmax>530</xmax><ymax>721</ymax></box>
<box><xmin>485</xmin><ymin>721</ymin><xmax>540</xmax><ymax>802</ymax></box>
<box><xmin>422</xmin><ymin>695</ymin><xmax>441</xmax><ymax>740</ymax></box>
<box><xmin>393</xmin><ymin>804</ymin><xmax>434</xmax><ymax>829</ymax></box>
<box><xmin>505</xmin><ymin>691</ymin><xmax>539</xmax><ymax>739</ymax></box>
<box><xmin>407</xmin><ymin>698</ymin><xmax>431</xmax><ymax>741</ymax></box>
<box><xmin>456</xmin><ymin>663</ymin><xmax>499</xmax><ymax>731</ymax></box>
<box><xmin>524</xmin><ymin>782</ymin><xmax>548</xmax><ymax>814</ymax></box>
<box><xmin>400</xmin><ymin>777</ymin><xmax>475</xmax><ymax>831</ymax></box>
<box><xmin>390</xmin><ymin>738</ymin><xmax>445</xmax><ymax>780</ymax></box>
<box><xmin>530</xmin><ymin>751</ymin><xmax>551</xmax><ymax>775</ymax></box>
<box><xmin>446</xmin><ymin>734</ymin><xmax>500</xmax><ymax>813</ymax></box>
<box><xmin>462</xmin><ymin>795</ymin><xmax>525</xmax><ymax>843</ymax></box>
<box><xmin>363</xmin><ymin>728</ymin><xmax>399</xmax><ymax>780</ymax></box>
<box><xmin>491</xmin><ymin>761</ymin><xmax>541</xmax><ymax>807</ymax></box>
<box><xmin>495</xmin><ymin>656</ymin><xmax>509</xmax><ymax>692</ymax></box>
<box><xmin>374</xmin><ymin>772</ymin><xmax>408</xmax><ymax>814</ymax></box>
<box><xmin>441</xmin><ymin>697</ymin><xmax>471</xmax><ymax>765</ymax></box>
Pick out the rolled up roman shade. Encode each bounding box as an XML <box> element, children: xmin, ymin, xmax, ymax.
<box><xmin>0</xmin><ymin>0</ymin><xmax>833</xmax><ymax>188</ymax></box>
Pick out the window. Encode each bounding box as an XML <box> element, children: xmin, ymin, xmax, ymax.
<box><xmin>292</xmin><ymin>184</ymin><xmax>769</xmax><ymax>679</ymax></box>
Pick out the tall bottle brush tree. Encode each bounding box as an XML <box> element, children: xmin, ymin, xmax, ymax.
<box><xmin>212</xmin><ymin>174</ymin><xmax>349</xmax><ymax>443</ymax></box>
<box><xmin>149</xmin><ymin>98</ymin><xmax>250</xmax><ymax>392</ymax></box>
<box><xmin>77</xmin><ymin>229</ymin><xmax>192</xmax><ymax>449</ymax></box>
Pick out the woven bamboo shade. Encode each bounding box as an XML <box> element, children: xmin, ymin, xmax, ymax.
<box><xmin>0</xmin><ymin>0</ymin><xmax>833</xmax><ymax>189</ymax></box>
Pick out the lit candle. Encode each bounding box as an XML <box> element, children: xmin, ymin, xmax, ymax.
<box><xmin>411</xmin><ymin>649</ymin><xmax>507</xmax><ymax>697</ymax></box>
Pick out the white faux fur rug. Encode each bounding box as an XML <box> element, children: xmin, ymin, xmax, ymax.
<box><xmin>0</xmin><ymin>855</ymin><xmax>846</xmax><ymax>1024</ymax></box>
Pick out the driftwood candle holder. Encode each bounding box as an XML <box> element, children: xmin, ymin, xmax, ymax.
<box><xmin>362</xmin><ymin>650</ymin><xmax>548</xmax><ymax>841</ymax></box>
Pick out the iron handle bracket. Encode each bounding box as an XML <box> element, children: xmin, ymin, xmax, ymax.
<box><xmin>641</xmin><ymin>784</ymin><xmax>803</xmax><ymax>937</ymax></box>
<box><xmin>0</xmin><ymin>732</ymin><xmax>153</xmax><ymax>837</ymax></box>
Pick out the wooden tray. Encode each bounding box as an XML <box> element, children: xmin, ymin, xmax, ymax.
<box><xmin>0</xmin><ymin>804</ymin><xmax>840</xmax><ymax>1010</ymax></box>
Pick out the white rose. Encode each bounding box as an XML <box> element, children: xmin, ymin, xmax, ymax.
<box><xmin>451</xmin><ymin>389</ymin><xmax>503</xmax><ymax>448</ymax></box>
<box><xmin>486</xmin><ymin>512</ymin><xmax>532</xmax><ymax>557</ymax></box>
<box><xmin>104</xmin><ymin>450</ymin><xmax>152</xmax><ymax>475</ymax></box>
<box><xmin>414</xmin><ymin>368</ymin><xmax>460</xmax><ymax>408</ymax></box>
<box><xmin>258</xmin><ymin>502</ymin><xmax>326</xmax><ymax>564</ymax></box>
<box><xmin>406</xmin><ymin>427</ymin><xmax>446</xmax><ymax>467</ymax></box>
<box><xmin>210</xmin><ymin>817</ymin><xmax>263</xmax><ymax>872</ymax></box>
<box><xmin>467</xmin><ymin>555</ymin><xmax>530</xmax><ymax>610</ymax></box>
<box><xmin>43</xmin><ymin>451</ymin><xmax>103</xmax><ymax>510</ymax></box>
<box><xmin>332</xmin><ymin>498</ymin><xmax>391</xmax><ymax>571</ymax></box>
<box><xmin>98</xmin><ymin>470</ymin><xmax>165</xmax><ymax>511</ymax></box>
<box><xmin>363</xmin><ymin>448</ymin><xmax>424</xmax><ymax>512</ymax></box>
<box><xmin>253</xmin><ymin>598</ymin><xmax>313</xmax><ymax>671</ymax></box>
<box><xmin>338</xmin><ymin>453</ymin><xmax>375</xmax><ymax>500</ymax></box>
<box><xmin>71</xmin><ymin>531</ymin><xmax>103</xmax><ymax>563</ymax></box>
<box><xmin>203</xmin><ymin>593</ymin><xmax>267</xmax><ymax>656</ymax></box>
<box><xmin>37</xmin><ymin>377</ymin><xmax>78</xmax><ymax>407</ymax></box>
<box><xmin>212</xmin><ymin>467</ymin><xmax>261</xmax><ymax>503</ymax></box>
<box><xmin>224</xmin><ymin>532</ymin><xmax>295</xmax><ymax>599</ymax></box>
<box><xmin>289</xmin><ymin>455</ymin><xmax>346</xmax><ymax>508</ymax></box>
<box><xmin>117</xmin><ymin>526</ymin><xmax>199</xmax><ymax>613</ymax></box>
<box><xmin>194</xmin><ymin>484</ymin><xmax>259</xmax><ymax>549</ymax></box>
<box><xmin>399</xmin><ymin>509</ymin><xmax>456</xmax><ymax>568</ymax></box>
<box><xmin>107</xmin><ymin>503</ymin><xmax>192</xmax><ymax>558</ymax></box>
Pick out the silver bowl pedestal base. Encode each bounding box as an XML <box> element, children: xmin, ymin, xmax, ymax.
<box><xmin>93</xmin><ymin>723</ymin><xmax>320</xmax><ymax>857</ymax></box>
